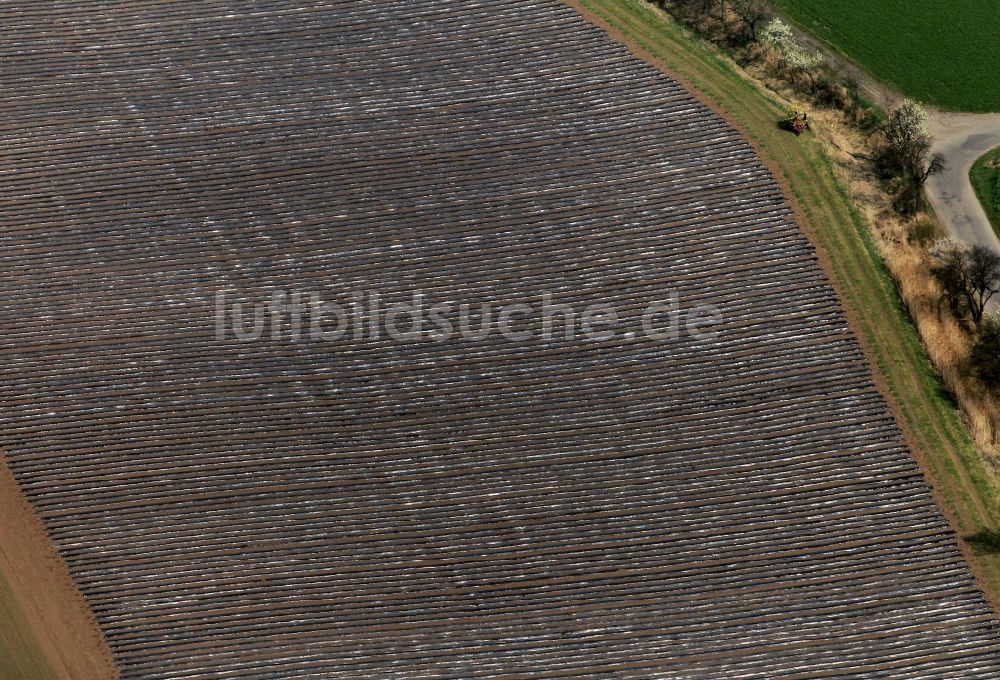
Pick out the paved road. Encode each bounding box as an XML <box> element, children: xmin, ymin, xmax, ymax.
<box><xmin>926</xmin><ymin>112</ymin><xmax>1000</xmax><ymax>251</ymax></box>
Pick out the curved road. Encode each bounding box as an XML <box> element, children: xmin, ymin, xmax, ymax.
<box><xmin>926</xmin><ymin>113</ymin><xmax>1000</xmax><ymax>251</ymax></box>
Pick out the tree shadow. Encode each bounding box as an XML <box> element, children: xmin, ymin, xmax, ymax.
<box><xmin>964</xmin><ymin>529</ymin><xmax>1000</xmax><ymax>555</ymax></box>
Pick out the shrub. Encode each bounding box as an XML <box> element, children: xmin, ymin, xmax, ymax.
<box><xmin>908</xmin><ymin>218</ymin><xmax>938</xmax><ymax>246</ymax></box>
<box><xmin>858</xmin><ymin>105</ymin><xmax>887</xmax><ymax>135</ymax></box>
<box><xmin>812</xmin><ymin>73</ymin><xmax>849</xmax><ymax>110</ymax></box>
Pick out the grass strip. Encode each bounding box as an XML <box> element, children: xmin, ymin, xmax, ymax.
<box><xmin>971</xmin><ymin>147</ymin><xmax>1000</xmax><ymax>238</ymax></box>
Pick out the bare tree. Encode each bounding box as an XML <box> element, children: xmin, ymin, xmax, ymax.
<box><xmin>894</xmin><ymin>152</ymin><xmax>945</xmax><ymax>214</ymax></box>
<box><xmin>731</xmin><ymin>0</ymin><xmax>767</xmax><ymax>43</ymax></box>
<box><xmin>673</xmin><ymin>0</ymin><xmax>715</xmax><ymax>19</ymax></box>
<box><xmin>965</xmin><ymin>245</ymin><xmax>1000</xmax><ymax>327</ymax></box>
<box><xmin>930</xmin><ymin>240</ymin><xmax>1000</xmax><ymax>329</ymax></box>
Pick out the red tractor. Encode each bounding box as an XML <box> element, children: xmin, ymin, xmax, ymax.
<box><xmin>783</xmin><ymin>109</ymin><xmax>810</xmax><ymax>135</ymax></box>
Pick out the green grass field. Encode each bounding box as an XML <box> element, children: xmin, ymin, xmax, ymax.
<box><xmin>771</xmin><ymin>0</ymin><xmax>1000</xmax><ymax>112</ymax></box>
<box><xmin>574</xmin><ymin>0</ymin><xmax>1000</xmax><ymax>604</ymax></box>
<box><xmin>971</xmin><ymin>147</ymin><xmax>1000</xmax><ymax>237</ymax></box>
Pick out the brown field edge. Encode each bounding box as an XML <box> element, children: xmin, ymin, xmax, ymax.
<box><xmin>1</xmin><ymin>0</ymin><xmax>999</xmax><ymax>677</ymax></box>
<box><xmin>0</xmin><ymin>455</ymin><xmax>117</xmax><ymax>679</ymax></box>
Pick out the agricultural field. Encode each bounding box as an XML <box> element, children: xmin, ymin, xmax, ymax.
<box><xmin>971</xmin><ymin>147</ymin><xmax>1000</xmax><ymax>236</ymax></box>
<box><xmin>3</xmin><ymin>0</ymin><xmax>1000</xmax><ymax>678</ymax></box>
<box><xmin>0</xmin><ymin>460</ymin><xmax>117</xmax><ymax>680</ymax></box>
<box><xmin>771</xmin><ymin>0</ymin><xmax>1000</xmax><ymax>112</ymax></box>
<box><xmin>579</xmin><ymin>0</ymin><xmax>1000</xmax><ymax>603</ymax></box>
<box><xmin>0</xmin><ymin>577</ymin><xmax>58</xmax><ymax>680</ymax></box>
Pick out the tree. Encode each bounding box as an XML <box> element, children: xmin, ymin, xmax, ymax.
<box><xmin>877</xmin><ymin>99</ymin><xmax>944</xmax><ymax>214</ymax></box>
<box><xmin>969</xmin><ymin>313</ymin><xmax>1000</xmax><ymax>390</ymax></box>
<box><xmin>877</xmin><ymin>99</ymin><xmax>930</xmax><ymax>176</ymax></box>
<box><xmin>731</xmin><ymin>0</ymin><xmax>768</xmax><ymax>43</ymax></box>
<box><xmin>929</xmin><ymin>240</ymin><xmax>1000</xmax><ymax>329</ymax></box>
<box><xmin>929</xmin><ymin>239</ymin><xmax>967</xmax><ymax>318</ymax></box>
<box><xmin>894</xmin><ymin>152</ymin><xmax>945</xmax><ymax>214</ymax></box>
<box><xmin>761</xmin><ymin>19</ymin><xmax>824</xmax><ymax>86</ymax></box>
<box><xmin>761</xmin><ymin>17</ymin><xmax>794</xmax><ymax>48</ymax></box>
<box><xmin>673</xmin><ymin>0</ymin><xmax>715</xmax><ymax>19</ymax></box>
<box><xmin>965</xmin><ymin>245</ymin><xmax>1000</xmax><ymax>328</ymax></box>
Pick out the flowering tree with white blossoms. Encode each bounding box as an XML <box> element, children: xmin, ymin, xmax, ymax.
<box><xmin>882</xmin><ymin>99</ymin><xmax>930</xmax><ymax>166</ymax></box>
<box><xmin>761</xmin><ymin>18</ymin><xmax>824</xmax><ymax>85</ymax></box>
<box><xmin>876</xmin><ymin>99</ymin><xmax>945</xmax><ymax>213</ymax></box>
